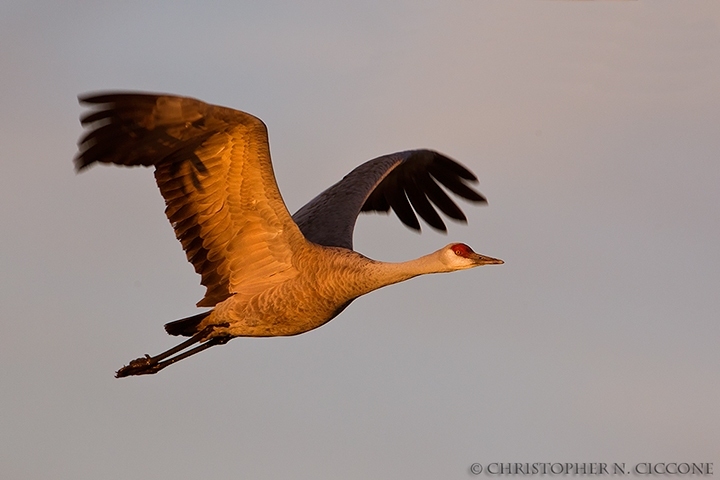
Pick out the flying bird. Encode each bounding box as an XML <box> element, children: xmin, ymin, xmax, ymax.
<box><xmin>75</xmin><ymin>92</ymin><xmax>503</xmax><ymax>377</ymax></box>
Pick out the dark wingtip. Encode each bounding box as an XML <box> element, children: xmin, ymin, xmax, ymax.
<box><xmin>432</xmin><ymin>151</ymin><xmax>478</xmax><ymax>182</ymax></box>
<box><xmin>78</xmin><ymin>91</ymin><xmax>130</xmax><ymax>104</ymax></box>
<box><xmin>73</xmin><ymin>156</ymin><xmax>88</xmax><ymax>172</ymax></box>
<box><xmin>78</xmin><ymin>91</ymin><xmax>113</xmax><ymax>105</ymax></box>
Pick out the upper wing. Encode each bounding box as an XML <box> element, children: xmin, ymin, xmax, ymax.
<box><xmin>76</xmin><ymin>92</ymin><xmax>304</xmax><ymax>307</ymax></box>
<box><xmin>292</xmin><ymin>150</ymin><xmax>486</xmax><ymax>249</ymax></box>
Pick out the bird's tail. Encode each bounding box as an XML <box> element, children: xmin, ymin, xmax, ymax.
<box><xmin>164</xmin><ymin>310</ymin><xmax>212</xmax><ymax>337</ymax></box>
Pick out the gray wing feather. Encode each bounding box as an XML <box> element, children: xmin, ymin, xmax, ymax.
<box><xmin>292</xmin><ymin>150</ymin><xmax>486</xmax><ymax>249</ymax></box>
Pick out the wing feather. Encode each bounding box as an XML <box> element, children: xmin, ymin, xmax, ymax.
<box><xmin>404</xmin><ymin>177</ymin><xmax>445</xmax><ymax>231</ymax></box>
<box><xmin>292</xmin><ymin>149</ymin><xmax>487</xmax><ymax>249</ymax></box>
<box><xmin>76</xmin><ymin>92</ymin><xmax>304</xmax><ymax>307</ymax></box>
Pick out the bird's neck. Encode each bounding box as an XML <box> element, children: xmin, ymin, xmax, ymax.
<box><xmin>302</xmin><ymin>245</ymin><xmax>451</xmax><ymax>303</ymax></box>
<box><xmin>359</xmin><ymin>250</ymin><xmax>450</xmax><ymax>294</ymax></box>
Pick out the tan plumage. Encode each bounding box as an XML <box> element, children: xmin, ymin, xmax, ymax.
<box><xmin>76</xmin><ymin>92</ymin><xmax>503</xmax><ymax>377</ymax></box>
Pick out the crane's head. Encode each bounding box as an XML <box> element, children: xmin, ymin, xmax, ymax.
<box><xmin>438</xmin><ymin>243</ymin><xmax>504</xmax><ymax>271</ymax></box>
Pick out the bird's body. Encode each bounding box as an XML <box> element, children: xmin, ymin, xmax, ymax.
<box><xmin>181</xmin><ymin>243</ymin><xmax>488</xmax><ymax>339</ymax></box>
<box><xmin>75</xmin><ymin>92</ymin><xmax>503</xmax><ymax>377</ymax></box>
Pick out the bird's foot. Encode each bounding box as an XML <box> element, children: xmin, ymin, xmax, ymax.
<box><xmin>115</xmin><ymin>355</ymin><xmax>163</xmax><ymax>378</ymax></box>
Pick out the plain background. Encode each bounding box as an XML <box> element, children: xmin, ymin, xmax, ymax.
<box><xmin>1</xmin><ymin>1</ymin><xmax>718</xmax><ymax>479</ymax></box>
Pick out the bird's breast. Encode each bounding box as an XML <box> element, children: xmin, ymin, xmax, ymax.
<box><xmin>209</xmin><ymin>247</ymin><xmax>377</xmax><ymax>337</ymax></box>
<box><xmin>215</xmin><ymin>273</ymin><xmax>363</xmax><ymax>337</ymax></box>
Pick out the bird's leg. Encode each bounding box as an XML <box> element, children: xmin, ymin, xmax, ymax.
<box><xmin>137</xmin><ymin>335</ymin><xmax>232</xmax><ymax>376</ymax></box>
<box><xmin>115</xmin><ymin>325</ymin><xmax>230</xmax><ymax>378</ymax></box>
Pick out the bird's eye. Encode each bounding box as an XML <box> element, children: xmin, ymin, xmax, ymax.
<box><xmin>451</xmin><ymin>243</ymin><xmax>472</xmax><ymax>256</ymax></box>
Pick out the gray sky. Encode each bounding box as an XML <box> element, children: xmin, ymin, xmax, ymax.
<box><xmin>1</xmin><ymin>1</ymin><xmax>718</xmax><ymax>479</ymax></box>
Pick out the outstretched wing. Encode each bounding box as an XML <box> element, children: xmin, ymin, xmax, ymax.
<box><xmin>292</xmin><ymin>150</ymin><xmax>486</xmax><ymax>249</ymax></box>
<box><xmin>76</xmin><ymin>92</ymin><xmax>304</xmax><ymax>307</ymax></box>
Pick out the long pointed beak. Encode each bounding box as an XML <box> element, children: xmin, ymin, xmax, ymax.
<box><xmin>472</xmin><ymin>253</ymin><xmax>504</xmax><ymax>265</ymax></box>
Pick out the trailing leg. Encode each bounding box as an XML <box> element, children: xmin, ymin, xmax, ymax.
<box><xmin>115</xmin><ymin>325</ymin><xmax>230</xmax><ymax>378</ymax></box>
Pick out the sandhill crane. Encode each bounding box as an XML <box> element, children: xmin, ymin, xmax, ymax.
<box><xmin>76</xmin><ymin>92</ymin><xmax>503</xmax><ymax>377</ymax></box>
